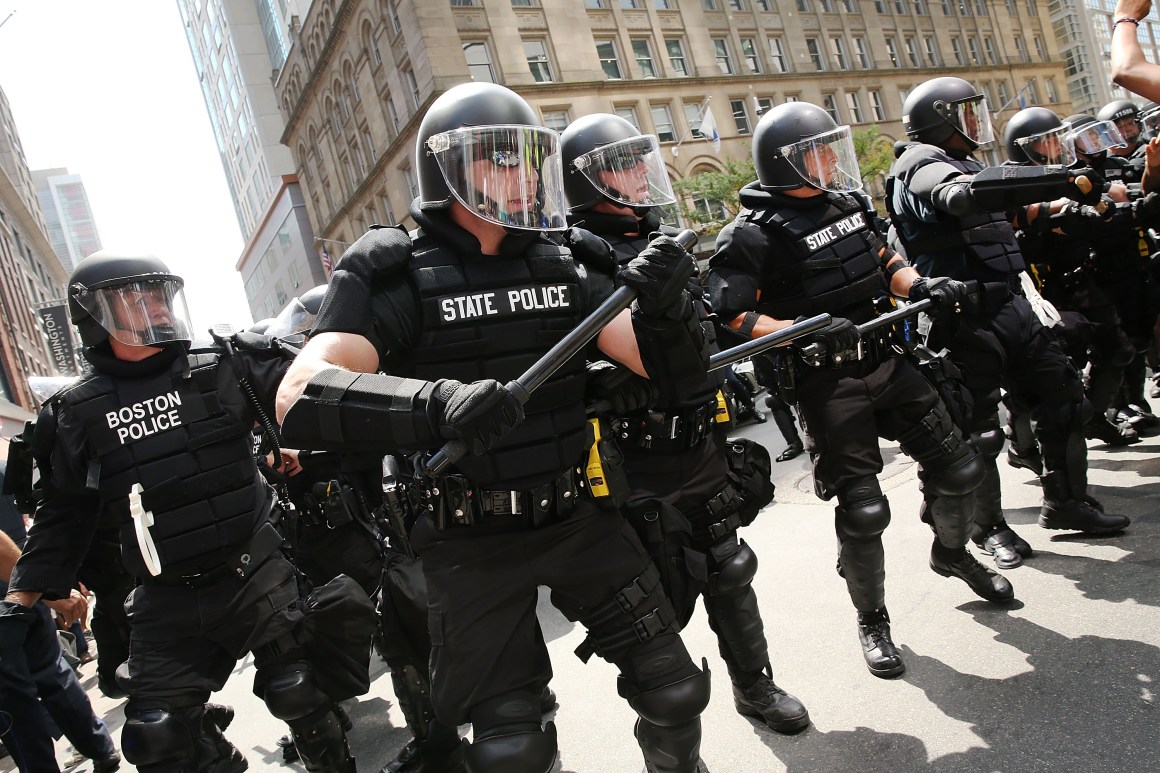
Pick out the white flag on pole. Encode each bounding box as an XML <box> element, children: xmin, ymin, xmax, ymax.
<box><xmin>700</xmin><ymin>105</ymin><xmax>721</xmax><ymax>154</ymax></box>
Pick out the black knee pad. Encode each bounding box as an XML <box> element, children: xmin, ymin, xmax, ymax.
<box><xmin>122</xmin><ymin>704</ymin><xmax>197</xmax><ymax>767</ymax></box>
<box><xmin>619</xmin><ymin>659</ymin><xmax>711</xmax><ymax>728</ymax></box>
<box><xmin>972</xmin><ymin>428</ymin><xmax>1004</xmax><ymax>458</ymax></box>
<box><xmin>262</xmin><ymin>668</ymin><xmax>329</xmax><ymax>722</ymax></box>
<box><xmin>835</xmin><ymin>478</ymin><xmax>890</xmax><ymax>541</ymax></box>
<box><xmin>706</xmin><ymin>539</ymin><xmax>758</xmax><ymax>595</ymax></box>
<box><xmin>465</xmin><ymin>721</ymin><xmax>558</xmax><ymax>773</ymax></box>
<box><xmin>927</xmin><ymin>452</ymin><xmax>985</xmax><ymax>497</ymax></box>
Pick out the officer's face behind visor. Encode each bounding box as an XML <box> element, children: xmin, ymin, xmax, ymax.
<box><xmin>938</xmin><ymin>95</ymin><xmax>995</xmax><ymax>147</ymax></box>
<box><xmin>1070</xmin><ymin>120</ymin><xmax>1128</xmax><ymax>155</ymax></box>
<box><xmin>572</xmin><ymin>134</ymin><xmax>676</xmax><ymax>208</ymax></box>
<box><xmin>1141</xmin><ymin>107</ymin><xmax>1160</xmax><ymax>138</ymax></box>
<box><xmin>74</xmin><ymin>279</ymin><xmax>194</xmax><ymax>347</ymax></box>
<box><xmin>1016</xmin><ymin>124</ymin><xmax>1077</xmax><ymax>166</ymax></box>
<box><xmin>427</xmin><ymin>124</ymin><xmax>567</xmax><ymax>231</ymax></box>
<box><xmin>781</xmin><ymin>125</ymin><xmax>863</xmax><ymax>193</ymax></box>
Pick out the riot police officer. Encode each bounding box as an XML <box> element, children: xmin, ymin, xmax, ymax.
<box><xmin>3</xmin><ymin>251</ymin><xmax>366</xmax><ymax>773</ymax></box>
<box><xmin>1002</xmin><ymin>107</ymin><xmax>1140</xmax><ymax>447</ymax></box>
<box><xmin>1098</xmin><ymin>99</ymin><xmax>1145</xmax><ymax>158</ymax></box>
<box><xmin>708</xmin><ymin>101</ymin><xmax>1012</xmax><ymax>679</ymax></box>
<box><xmin>561</xmin><ymin>113</ymin><xmax>809</xmax><ymax>732</ymax></box>
<box><xmin>887</xmin><ymin>77</ymin><xmax>1130</xmax><ymax>563</ymax></box>
<box><xmin>277</xmin><ymin>83</ymin><xmax>712</xmax><ymax>773</ymax></box>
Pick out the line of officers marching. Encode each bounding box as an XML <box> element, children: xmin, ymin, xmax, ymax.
<box><xmin>0</xmin><ymin>75</ymin><xmax>1151</xmax><ymax>773</ymax></box>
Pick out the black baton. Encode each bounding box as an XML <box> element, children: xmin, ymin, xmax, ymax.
<box><xmin>798</xmin><ymin>298</ymin><xmax>935</xmax><ymax>363</ymax></box>
<box><xmin>708</xmin><ymin>313</ymin><xmax>832</xmax><ymax>372</ymax></box>
<box><xmin>423</xmin><ymin>228</ymin><xmax>700</xmax><ymax>476</ymax></box>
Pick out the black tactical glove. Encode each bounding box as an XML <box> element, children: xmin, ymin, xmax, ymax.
<box><xmin>433</xmin><ymin>379</ymin><xmax>525</xmax><ymax>456</ymax></box>
<box><xmin>798</xmin><ymin>316</ymin><xmax>859</xmax><ymax>354</ymax></box>
<box><xmin>619</xmin><ymin>234</ymin><xmax>696</xmax><ymax>318</ymax></box>
<box><xmin>1131</xmin><ymin>192</ymin><xmax>1160</xmax><ymax>225</ymax></box>
<box><xmin>585</xmin><ymin>360</ymin><xmax>663</xmax><ymax>416</ymax></box>
<box><xmin>909</xmin><ymin>276</ymin><xmax>971</xmax><ymax>308</ymax></box>
<box><xmin>1067</xmin><ymin>167</ymin><xmax>1107</xmax><ymax>206</ymax></box>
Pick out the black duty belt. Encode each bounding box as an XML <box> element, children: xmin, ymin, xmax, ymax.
<box><xmin>138</xmin><ymin>521</ymin><xmax>284</xmax><ymax>589</ymax></box>
<box><xmin>426</xmin><ymin>467</ymin><xmax>583</xmax><ymax>530</ymax></box>
<box><xmin>798</xmin><ymin>331</ymin><xmax>898</xmax><ymax>370</ymax></box>
<box><xmin>614</xmin><ymin>398</ymin><xmax>718</xmax><ymax>451</ymax></box>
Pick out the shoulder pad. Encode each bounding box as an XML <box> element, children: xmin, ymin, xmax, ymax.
<box><xmin>232</xmin><ymin>331</ymin><xmax>278</xmax><ymax>352</ymax></box>
<box><xmin>895</xmin><ymin>142</ymin><xmax>949</xmax><ymax>173</ymax></box>
<box><xmin>337</xmin><ymin>224</ymin><xmax>413</xmax><ymax>278</ymax></box>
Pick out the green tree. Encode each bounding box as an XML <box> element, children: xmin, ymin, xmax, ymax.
<box><xmin>671</xmin><ymin>157</ymin><xmax>756</xmax><ymax>230</ymax></box>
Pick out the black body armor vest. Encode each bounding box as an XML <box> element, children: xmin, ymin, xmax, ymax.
<box><xmin>400</xmin><ymin>232</ymin><xmax>591</xmax><ymax>489</ymax></box>
<box><xmin>743</xmin><ymin>192</ymin><xmax>885</xmax><ymax>324</ymax></box>
<box><xmin>888</xmin><ymin>145</ymin><xmax>1025</xmax><ymax>282</ymax></box>
<box><xmin>56</xmin><ymin>350</ymin><xmax>269</xmax><ymax>579</ymax></box>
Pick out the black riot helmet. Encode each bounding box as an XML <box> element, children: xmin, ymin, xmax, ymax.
<box><xmin>560</xmin><ymin>113</ymin><xmax>676</xmax><ymax>214</ymax></box>
<box><xmin>1066</xmin><ymin>113</ymin><xmax>1128</xmax><ymax>158</ymax></box>
<box><xmin>752</xmin><ymin>101</ymin><xmax>862</xmax><ymax>192</ymax></box>
<box><xmin>68</xmin><ymin>250</ymin><xmax>195</xmax><ymax>348</ymax></box>
<box><xmin>1004</xmin><ymin>107</ymin><xmax>1075</xmax><ymax>165</ymax></box>
<box><xmin>1097</xmin><ymin>99</ymin><xmax>1142</xmax><ymax>146</ymax></box>
<box><xmin>902</xmin><ymin>76</ymin><xmax>995</xmax><ymax>149</ymax></box>
<box><xmin>268</xmin><ymin>283</ymin><xmax>328</xmax><ymax>339</ymax></box>
<box><xmin>416</xmin><ymin>82</ymin><xmax>567</xmax><ymax>230</ymax></box>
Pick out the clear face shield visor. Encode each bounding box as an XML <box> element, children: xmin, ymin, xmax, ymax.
<box><xmin>72</xmin><ymin>278</ymin><xmax>194</xmax><ymax>347</ymax></box>
<box><xmin>779</xmin><ymin>125</ymin><xmax>863</xmax><ymax>192</ymax></box>
<box><xmin>1015</xmin><ymin>124</ymin><xmax>1077</xmax><ymax>166</ymax></box>
<box><xmin>571</xmin><ymin>134</ymin><xmax>676</xmax><ymax>208</ymax></box>
<box><xmin>1069</xmin><ymin>120</ymin><xmax>1128</xmax><ymax>155</ymax></box>
<box><xmin>938</xmin><ymin>95</ymin><xmax>995</xmax><ymax>146</ymax></box>
<box><xmin>1141</xmin><ymin>107</ymin><xmax>1160</xmax><ymax>137</ymax></box>
<box><xmin>426</xmin><ymin>125</ymin><xmax>567</xmax><ymax>231</ymax></box>
<box><xmin>267</xmin><ymin>297</ymin><xmax>316</xmax><ymax>340</ymax></box>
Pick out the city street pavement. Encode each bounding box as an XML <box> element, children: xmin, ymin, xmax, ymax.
<box><xmin>14</xmin><ymin>407</ymin><xmax>1160</xmax><ymax>773</ymax></box>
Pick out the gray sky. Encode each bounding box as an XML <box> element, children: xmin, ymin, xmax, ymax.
<box><xmin>0</xmin><ymin>0</ymin><xmax>253</xmax><ymax>333</ymax></box>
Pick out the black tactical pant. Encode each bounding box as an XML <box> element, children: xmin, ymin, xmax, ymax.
<box><xmin>620</xmin><ymin>431</ymin><xmax>771</xmax><ymax>685</ymax></box>
<box><xmin>410</xmin><ymin>501</ymin><xmax>704</xmax><ymax>749</ymax></box>
<box><xmin>937</xmin><ymin>292</ymin><xmax>1087</xmax><ymax>516</ymax></box>
<box><xmin>119</xmin><ymin>553</ymin><xmax>333</xmax><ymax>771</ymax></box>
<box><xmin>795</xmin><ymin>354</ymin><xmax>978</xmax><ymax>612</ymax></box>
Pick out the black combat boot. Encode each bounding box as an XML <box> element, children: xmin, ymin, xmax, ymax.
<box><xmin>929</xmin><ymin>543</ymin><xmax>1015</xmax><ymax>602</ymax></box>
<box><xmin>1084</xmin><ymin>415</ymin><xmax>1141</xmax><ymax>446</ymax></box>
<box><xmin>1039</xmin><ymin>472</ymin><xmax>1131</xmax><ymax>533</ymax></box>
<box><xmin>731</xmin><ymin>665</ymin><xmax>810</xmax><ymax>734</ymax></box>
<box><xmin>202</xmin><ymin>705</ymin><xmax>248</xmax><ymax>773</ymax></box>
<box><xmin>767</xmin><ymin>397</ymin><xmax>803</xmax><ymax>461</ymax></box>
<box><xmin>856</xmin><ymin>609</ymin><xmax>904</xmax><ymax>678</ymax></box>
<box><xmin>972</xmin><ymin>521</ymin><xmax>1032</xmax><ymax>570</ymax></box>
<box><xmin>1005</xmin><ymin>410</ymin><xmax>1043</xmax><ymax>474</ymax></box>
<box><xmin>279</xmin><ymin>704</ymin><xmax>352</xmax><ymax>763</ymax></box>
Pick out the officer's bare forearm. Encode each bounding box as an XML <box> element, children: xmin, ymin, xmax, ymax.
<box><xmin>728</xmin><ymin>312</ymin><xmax>792</xmax><ymax>339</ymax></box>
<box><xmin>276</xmin><ymin>331</ymin><xmax>380</xmax><ymax>423</ymax></box>
<box><xmin>0</xmin><ymin>531</ymin><xmax>21</xmax><ymax>583</ymax></box>
<box><xmin>4</xmin><ymin>590</ymin><xmax>42</xmax><ymax>607</ymax></box>
<box><xmin>596</xmin><ymin>308</ymin><xmax>648</xmax><ymax>377</ymax></box>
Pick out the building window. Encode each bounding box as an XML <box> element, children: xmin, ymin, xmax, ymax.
<box><xmin>831</xmin><ymin>37</ymin><xmax>848</xmax><ymax>69</ymax></box>
<box><xmin>403</xmin><ymin>165</ymin><xmax>419</xmax><ymax>199</ymax></box>
<box><xmin>822</xmin><ymin>93</ymin><xmax>840</xmax><ymax>123</ymax></box>
<box><xmin>797</xmin><ymin>0</ymin><xmax>809</xmax><ymax>11</ymax></box>
<box><xmin>666</xmin><ymin>39</ymin><xmax>689</xmax><ymax>76</ymax></box>
<box><xmin>596</xmin><ymin>40</ymin><xmax>622</xmax><ymax>79</ymax></box>
<box><xmin>731</xmin><ymin>99</ymin><xmax>750</xmax><ymax>134</ymax></box>
<box><xmin>874</xmin><ymin>0</ymin><xmax>886</xmax><ymax>11</ymax></box>
<box><xmin>968</xmin><ymin>37</ymin><xmax>981</xmax><ymax>65</ymax></box>
<box><xmin>1025</xmin><ymin>0</ymin><xmax>1035</xmax><ymax>13</ymax></box>
<box><xmin>713</xmin><ymin>38</ymin><xmax>734</xmax><ymax>74</ymax></box>
<box><xmin>542</xmin><ymin>110</ymin><xmax>569</xmax><ymax>131</ymax></box>
<box><xmin>807</xmin><ymin>38</ymin><xmax>826</xmax><ymax>71</ymax></box>
<box><xmin>451</xmin><ymin>0</ymin><xmax>477</xmax><ymax>5</ymax></box>
<box><xmin>924</xmin><ymin>36</ymin><xmax>940</xmax><ymax>66</ymax></box>
<box><xmin>621</xmin><ymin>0</ymin><xmax>641</xmax><ymax>7</ymax></box>
<box><xmin>885</xmin><ymin>37</ymin><xmax>900</xmax><ymax>67</ymax></box>
<box><xmin>996</xmin><ymin>80</ymin><xmax>1009</xmax><ymax>106</ymax></box>
<box><xmin>616</xmin><ymin>105</ymin><xmax>641</xmax><ymax>129</ymax></box>
<box><xmin>1027</xmin><ymin>80</ymin><xmax>1040</xmax><ymax>105</ymax></box>
<box><xmin>898</xmin><ymin>86</ymin><xmax>910</xmax><ymax>106</ymax></box>
<box><xmin>655</xmin><ymin>0</ymin><xmax>675</xmax><ymax>7</ymax></box>
<box><xmin>1046</xmin><ymin>77</ymin><xmax>1058</xmax><ymax>103</ymax></box>
<box><xmin>869</xmin><ymin>89</ymin><xmax>885</xmax><ymax>121</ymax></box>
<box><xmin>463</xmin><ymin>40</ymin><xmax>496</xmax><ymax>83</ymax></box>
<box><xmin>755</xmin><ymin>96</ymin><xmax>774</xmax><ymax>114</ymax></box>
<box><xmin>524</xmin><ymin>39</ymin><xmax>554</xmax><ymax>82</ymax></box>
<box><xmin>693</xmin><ymin>196</ymin><xmax>728</xmax><ymax>221</ymax></box>
<box><xmin>952</xmin><ymin>37</ymin><xmax>965</xmax><ymax>66</ymax></box>
<box><xmin>1034</xmin><ymin>35</ymin><xmax>1046</xmax><ymax>61</ymax></box>
<box><xmin>905</xmin><ymin>37</ymin><xmax>921</xmax><ymax>67</ymax></box>
<box><xmin>386</xmin><ymin>93</ymin><xmax>400</xmax><ymax>132</ymax></box>
<box><xmin>584</xmin><ymin>0</ymin><xmax>606</xmax><ymax>6</ymax></box>
<box><xmin>914</xmin><ymin>0</ymin><xmax>926</xmax><ymax>12</ymax></box>
<box><xmin>728</xmin><ymin>0</ymin><xmax>744</xmax><ymax>8</ymax></box>
<box><xmin>1005</xmin><ymin>0</ymin><xmax>1016</xmax><ymax>13</ymax></box>
<box><xmin>512</xmin><ymin>0</ymin><xmax>537</xmax><ymax>5</ymax></box>
<box><xmin>854</xmin><ymin>37</ymin><xmax>869</xmax><ymax>68</ymax></box>
<box><xmin>756</xmin><ymin>0</ymin><xmax>772</xmax><ymax>8</ymax></box>
<box><xmin>651</xmin><ymin>104</ymin><xmax>676</xmax><ymax>142</ymax></box>
<box><xmin>405</xmin><ymin>67</ymin><xmax>420</xmax><ymax>108</ymax></box>
<box><xmin>842</xmin><ymin>0</ymin><xmax>856</xmax><ymax>10</ymax></box>
<box><xmin>633</xmin><ymin>39</ymin><xmax>657</xmax><ymax>78</ymax></box>
<box><xmin>740</xmin><ymin>38</ymin><xmax>761</xmax><ymax>73</ymax></box>
<box><xmin>985</xmin><ymin>37</ymin><xmax>998</xmax><ymax>64</ymax></box>
<box><xmin>702</xmin><ymin>0</ymin><xmax>720</xmax><ymax>8</ymax></box>
<box><xmin>768</xmin><ymin>37</ymin><xmax>789</xmax><ymax>72</ymax></box>
<box><xmin>388</xmin><ymin>1</ymin><xmax>401</xmax><ymax>34</ymax></box>
<box><xmin>846</xmin><ymin>91</ymin><xmax>864</xmax><ymax>123</ymax></box>
<box><xmin>1014</xmin><ymin>36</ymin><xmax>1027</xmax><ymax>62</ymax></box>
<box><xmin>684</xmin><ymin>102</ymin><xmax>703</xmax><ymax>136</ymax></box>
<box><xmin>821</xmin><ymin>0</ymin><xmax>834</xmax><ymax>11</ymax></box>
